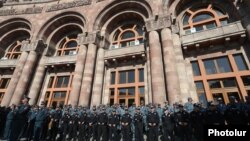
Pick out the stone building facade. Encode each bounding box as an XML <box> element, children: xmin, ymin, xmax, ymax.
<box><xmin>0</xmin><ymin>0</ymin><xmax>250</xmax><ymax>107</ymax></box>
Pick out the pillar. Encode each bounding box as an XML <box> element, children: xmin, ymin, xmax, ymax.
<box><xmin>10</xmin><ymin>51</ymin><xmax>38</xmax><ymax>105</ymax></box>
<box><xmin>68</xmin><ymin>45</ymin><xmax>87</xmax><ymax>107</ymax></box>
<box><xmin>91</xmin><ymin>47</ymin><xmax>105</xmax><ymax>106</ymax></box>
<box><xmin>149</xmin><ymin>31</ymin><xmax>167</xmax><ymax>104</ymax></box>
<box><xmin>161</xmin><ymin>28</ymin><xmax>181</xmax><ymax>104</ymax></box>
<box><xmin>28</xmin><ymin>56</ymin><xmax>46</xmax><ymax>105</ymax></box>
<box><xmin>79</xmin><ymin>43</ymin><xmax>97</xmax><ymax>106</ymax></box>
<box><xmin>0</xmin><ymin>51</ymin><xmax>28</xmax><ymax>106</ymax></box>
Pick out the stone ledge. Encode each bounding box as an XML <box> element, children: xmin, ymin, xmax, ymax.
<box><xmin>104</xmin><ymin>44</ymin><xmax>145</xmax><ymax>59</ymax></box>
<box><xmin>0</xmin><ymin>59</ymin><xmax>18</xmax><ymax>67</ymax></box>
<box><xmin>181</xmin><ymin>21</ymin><xmax>246</xmax><ymax>47</ymax></box>
<box><xmin>45</xmin><ymin>55</ymin><xmax>77</xmax><ymax>65</ymax></box>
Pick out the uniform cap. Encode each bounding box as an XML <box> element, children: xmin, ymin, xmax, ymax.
<box><xmin>178</xmin><ymin>104</ymin><xmax>184</xmax><ymax>108</ymax></box>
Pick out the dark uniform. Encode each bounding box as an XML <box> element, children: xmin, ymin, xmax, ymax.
<box><xmin>225</xmin><ymin>102</ymin><xmax>245</xmax><ymax>125</ymax></box>
<box><xmin>133</xmin><ymin>107</ymin><xmax>144</xmax><ymax>141</ymax></box>
<box><xmin>9</xmin><ymin>101</ymin><xmax>30</xmax><ymax>141</ymax></box>
<box><xmin>147</xmin><ymin>106</ymin><xmax>159</xmax><ymax>141</ymax></box>
<box><xmin>190</xmin><ymin>104</ymin><xmax>204</xmax><ymax>141</ymax></box>
<box><xmin>204</xmin><ymin>103</ymin><xmax>225</xmax><ymax>125</ymax></box>
<box><xmin>33</xmin><ymin>105</ymin><xmax>48</xmax><ymax>141</ymax></box>
<box><xmin>89</xmin><ymin>111</ymin><xmax>98</xmax><ymax>141</ymax></box>
<box><xmin>78</xmin><ymin>111</ymin><xmax>88</xmax><ymax>141</ymax></box>
<box><xmin>50</xmin><ymin>107</ymin><xmax>62</xmax><ymax>141</ymax></box>
<box><xmin>97</xmin><ymin>108</ymin><xmax>108</xmax><ymax>141</ymax></box>
<box><xmin>3</xmin><ymin>105</ymin><xmax>16</xmax><ymax>140</ymax></box>
<box><xmin>162</xmin><ymin>109</ymin><xmax>174</xmax><ymax>141</ymax></box>
<box><xmin>60</xmin><ymin>111</ymin><xmax>71</xmax><ymax>141</ymax></box>
<box><xmin>68</xmin><ymin>111</ymin><xmax>79</xmax><ymax>141</ymax></box>
<box><xmin>108</xmin><ymin>110</ymin><xmax>119</xmax><ymax>141</ymax></box>
<box><xmin>174</xmin><ymin>104</ymin><xmax>191</xmax><ymax>141</ymax></box>
<box><xmin>121</xmin><ymin>108</ymin><xmax>132</xmax><ymax>141</ymax></box>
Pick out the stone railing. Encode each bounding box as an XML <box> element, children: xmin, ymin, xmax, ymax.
<box><xmin>0</xmin><ymin>59</ymin><xmax>18</xmax><ymax>67</ymax></box>
<box><xmin>104</xmin><ymin>44</ymin><xmax>145</xmax><ymax>59</ymax></box>
<box><xmin>181</xmin><ymin>21</ymin><xmax>246</xmax><ymax>47</ymax></box>
<box><xmin>45</xmin><ymin>55</ymin><xmax>77</xmax><ymax>65</ymax></box>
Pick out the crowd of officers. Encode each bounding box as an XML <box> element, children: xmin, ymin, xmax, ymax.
<box><xmin>0</xmin><ymin>96</ymin><xmax>250</xmax><ymax>141</ymax></box>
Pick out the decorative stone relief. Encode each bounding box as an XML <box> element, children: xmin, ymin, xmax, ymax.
<box><xmin>46</xmin><ymin>0</ymin><xmax>91</xmax><ymax>12</ymax></box>
<box><xmin>0</xmin><ymin>6</ymin><xmax>43</xmax><ymax>16</ymax></box>
<box><xmin>145</xmin><ymin>15</ymin><xmax>171</xmax><ymax>31</ymax></box>
<box><xmin>78</xmin><ymin>32</ymin><xmax>101</xmax><ymax>45</ymax></box>
<box><xmin>21</xmin><ymin>40</ymin><xmax>46</xmax><ymax>53</ymax></box>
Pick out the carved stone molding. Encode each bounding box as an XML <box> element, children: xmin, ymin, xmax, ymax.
<box><xmin>46</xmin><ymin>0</ymin><xmax>91</xmax><ymax>12</ymax></box>
<box><xmin>0</xmin><ymin>6</ymin><xmax>43</xmax><ymax>16</ymax></box>
<box><xmin>78</xmin><ymin>32</ymin><xmax>101</xmax><ymax>46</ymax></box>
<box><xmin>21</xmin><ymin>40</ymin><xmax>46</xmax><ymax>53</ymax></box>
<box><xmin>145</xmin><ymin>15</ymin><xmax>171</xmax><ymax>31</ymax></box>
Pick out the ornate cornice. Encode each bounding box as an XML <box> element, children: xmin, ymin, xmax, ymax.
<box><xmin>46</xmin><ymin>0</ymin><xmax>91</xmax><ymax>12</ymax></box>
<box><xmin>78</xmin><ymin>32</ymin><xmax>101</xmax><ymax>46</ymax></box>
<box><xmin>145</xmin><ymin>15</ymin><xmax>171</xmax><ymax>31</ymax></box>
<box><xmin>0</xmin><ymin>6</ymin><xmax>43</xmax><ymax>16</ymax></box>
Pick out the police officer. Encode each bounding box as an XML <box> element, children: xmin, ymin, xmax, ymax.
<box><xmin>50</xmin><ymin>106</ymin><xmax>62</xmax><ymax>141</ymax></box>
<box><xmin>108</xmin><ymin>109</ymin><xmax>119</xmax><ymax>141</ymax></box>
<box><xmin>9</xmin><ymin>95</ymin><xmax>31</xmax><ymax>141</ymax></box>
<box><xmin>90</xmin><ymin>108</ymin><xmax>98</xmax><ymax>141</ymax></box>
<box><xmin>60</xmin><ymin>110</ymin><xmax>70</xmax><ymax>141</ymax></box>
<box><xmin>162</xmin><ymin>107</ymin><xmax>174</xmax><ymax>141</ymax></box>
<box><xmin>184</xmin><ymin>97</ymin><xmax>194</xmax><ymax>113</ymax></box>
<box><xmin>78</xmin><ymin>108</ymin><xmax>88</xmax><ymax>141</ymax></box>
<box><xmin>147</xmin><ymin>106</ymin><xmax>159</xmax><ymax>141</ymax></box>
<box><xmin>97</xmin><ymin>107</ymin><xmax>108</xmax><ymax>141</ymax></box>
<box><xmin>3</xmin><ymin>104</ymin><xmax>16</xmax><ymax>140</ymax></box>
<box><xmin>133</xmin><ymin>107</ymin><xmax>144</xmax><ymax>141</ymax></box>
<box><xmin>204</xmin><ymin>102</ymin><xmax>225</xmax><ymax>125</ymax></box>
<box><xmin>225</xmin><ymin>96</ymin><xmax>245</xmax><ymax>125</ymax></box>
<box><xmin>33</xmin><ymin>101</ymin><xmax>48</xmax><ymax>141</ymax></box>
<box><xmin>190</xmin><ymin>103</ymin><xmax>204</xmax><ymax>141</ymax></box>
<box><xmin>121</xmin><ymin>107</ymin><xmax>132</xmax><ymax>141</ymax></box>
<box><xmin>174</xmin><ymin>104</ymin><xmax>191</xmax><ymax>141</ymax></box>
<box><xmin>26</xmin><ymin>105</ymin><xmax>38</xmax><ymax>141</ymax></box>
<box><xmin>68</xmin><ymin>109</ymin><xmax>79</xmax><ymax>141</ymax></box>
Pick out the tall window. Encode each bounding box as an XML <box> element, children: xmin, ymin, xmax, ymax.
<box><xmin>0</xmin><ymin>78</ymin><xmax>11</xmax><ymax>104</ymax></box>
<box><xmin>111</xmin><ymin>24</ymin><xmax>144</xmax><ymax>49</ymax></box>
<box><xmin>203</xmin><ymin>56</ymin><xmax>232</xmax><ymax>74</ymax></box>
<box><xmin>5</xmin><ymin>41</ymin><xmax>22</xmax><ymax>59</ymax></box>
<box><xmin>56</xmin><ymin>38</ymin><xmax>79</xmax><ymax>56</ymax></box>
<box><xmin>183</xmin><ymin>4</ymin><xmax>228</xmax><ymax>34</ymax></box>
<box><xmin>44</xmin><ymin>74</ymin><xmax>73</xmax><ymax>107</ymax></box>
<box><xmin>109</xmin><ymin>68</ymin><xmax>145</xmax><ymax>106</ymax></box>
<box><xmin>208</xmin><ymin>78</ymin><xmax>240</xmax><ymax>103</ymax></box>
<box><xmin>192</xmin><ymin>53</ymin><xmax>250</xmax><ymax>104</ymax></box>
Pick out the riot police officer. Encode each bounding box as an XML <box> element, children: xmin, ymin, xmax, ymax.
<box><xmin>108</xmin><ymin>109</ymin><xmax>119</xmax><ymax>141</ymax></box>
<box><xmin>121</xmin><ymin>107</ymin><xmax>132</xmax><ymax>141</ymax></box>
<box><xmin>162</xmin><ymin>107</ymin><xmax>174</xmax><ymax>141</ymax></box>
<box><xmin>133</xmin><ymin>107</ymin><xmax>144</xmax><ymax>141</ymax></box>
<box><xmin>147</xmin><ymin>106</ymin><xmax>159</xmax><ymax>141</ymax></box>
<box><xmin>97</xmin><ymin>107</ymin><xmax>108</xmax><ymax>141</ymax></box>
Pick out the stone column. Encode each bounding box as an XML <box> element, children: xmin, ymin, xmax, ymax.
<box><xmin>91</xmin><ymin>47</ymin><xmax>105</xmax><ymax>106</ymax></box>
<box><xmin>79</xmin><ymin>43</ymin><xmax>97</xmax><ymax>106</ymax></box>
<box><xmin>0</xmin><ymin>51</ymin><xmax>28</xmax><ymax>106</ymax></box>
<box><xmin>172</xmin><ymin>34</ymin><xmax>198</xmax><ymax>103</ymax></box>
<box><xmin>161</xmin><ymin>28</ymin><xmax>181</xmax><ymax>104</ymax></box>
<box><xmin>68</xmin><ymin>45</ymin><xmax>87</xmax><ymax>107</ymax></box>
<box><xmin>10</xmin><ymin>51</ymin><xmax>38</xmax><ymax>105</ymax></box>
<box><xmin>28</xmin><ymin>56</ymin><xmax>47</xmax><ymax>105</ymax></box>
<box><xmin>149</xmin><ymin>31</ymin><xmax>167</xmax><ymax>104</ymax></box>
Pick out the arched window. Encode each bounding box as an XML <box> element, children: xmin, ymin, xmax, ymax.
<box><xmin>111</xmin><ymin>24</ymin><xmax>144</xmax><ymax>49</ymax></box>
<box><xmin>182</xmin><ymin>4</ymin><xmax>228</xmax><ymax>34</ymax></box>
<box><xmin>56</xmin><ymin>38</ymin><xmax>79</xmax><ymax>56</ymax></box>
<box><xmin>5</xmin><ymin>41</ymin><xmax>22</xmax><ymax>59</ymax></box>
